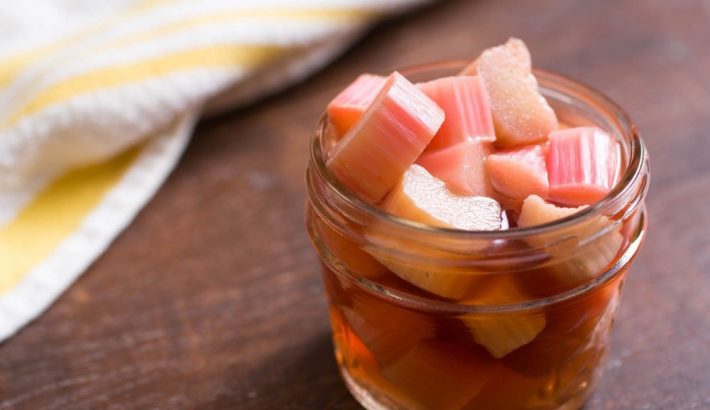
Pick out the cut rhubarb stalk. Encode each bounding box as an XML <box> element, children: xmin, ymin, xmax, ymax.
<box><xmin>327</xmin><ymin>74</ymin><xmax>386</xmax><ymax>137</ymax></box>
<box><xmin>461</xmin><ymin>276</ymin><xmax>546</xmax><ymax>358</ymax></box>
<box><xmin>364</xmin><ymin>231</ymin><xmax>485</xmax><ymax>299</ymax></box>
<box><xmin>327</xmin><ymin>72</ymin><xmax>445</xmax><ymax>203</ymax></box>
<box><xmin>518</xmin><ymin>194</ymin><xmax>624</xmax><ymax>287</ymax></box>
<box><xmin>329</xmin><ymin>305</ymin><xmax>379</xmax><ymax>373</ymax></box>
<box><xmin>417</xmin><ymin>75</ymin><xmax>495</xmax><ymax>150</ymax></box>
<box><xmin>547</xmin><ymin>126</ymin><xmax>621</xmax><ymax>206</ymax></box>
<box><xmin>365</xmin><ymin>165</ymin><xmax>501</xmax><ymax>298</ymax></box>
<box><xmin>464</xmin><ymin>364</ymin><xmax>552</xmax><ymax>409</ymax></box>
<box><xmin>343</xmin><ymin>295</ymin><xmax>435</xmax><ymax>366</ymax></box>
<box><xmin>485</xmin><ymin>143</ymin><xmax>548</xmax><ymax>200</ymax></box>
<box><xmin>502</xmin><ymin>277</ymin><xmax>621</xmax><ymax>378</ymax></box>
<box><xmin>381</xmin><ymin>340</ymin><xmax>494</xmax><ymax>410</ymax></box>
<box><xmin>312</xmin><ymin>216</ymin><xmax>388</xmax><ymax>279</ymax></box>
<box><xmin>338</xmin><ymin>323</ymin><xmax>422</xmax><ymax>410</ymax></box>
<box><xmin>552</xmin><ymin>230</ymin><xmax>623</xmax><ymax>283</ymax></box>
<box><xmin>462</xmin><ymin>38</ymin><xmax>558</xmax><ymax>147</ymax></box>
<box><xmin>370</xmin><ymin>249</ymin><xmax>482</xmax><ymax>299</ymax></box>
<box><xmin>382</xmin><ymin>165</ymin><xmax>502</xmax><ymax>230</ymax></box>
<box><xmin>517</xmin><ymin>194</ymin><xmax>585</xmax><ymax>228</ymax></box>
<box><xmin>417</xmin><ymin>139</ymin><xmax>494</xmax><ymax>196</ymax></box>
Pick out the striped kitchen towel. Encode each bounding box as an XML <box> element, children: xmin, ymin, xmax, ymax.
<box><xmin>0</xmin><ymin>0</ymin><xmax>430</xmax><ymax>341</ymax></box>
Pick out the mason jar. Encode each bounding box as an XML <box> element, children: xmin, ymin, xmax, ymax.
<box><xmin>305</xmin><ymin>61</ymin><xmax>649</xmax><ymax>410</ymax></box>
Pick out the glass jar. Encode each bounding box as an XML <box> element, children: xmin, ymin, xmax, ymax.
<box><xmin>305</xmin><ymin>61</ymin><xmax>649</xmax><ymax>410</ymax></box>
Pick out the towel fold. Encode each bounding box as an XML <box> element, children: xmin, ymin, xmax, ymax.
<box><xmin>0</xmin><ymin>0</ymin><xmax>428</xmax><ymax>341</ymax></box>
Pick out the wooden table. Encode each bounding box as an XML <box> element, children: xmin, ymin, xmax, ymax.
<box><xmin>1</xmin><ymin>0</ymin><xmax>709</xmax><ymax>408</ymax></box>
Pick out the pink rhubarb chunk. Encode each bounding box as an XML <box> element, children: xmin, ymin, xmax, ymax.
<box><xmin>416</xmin><ymin>139</ymin><xmax>494</xmax><ymax>196</ymax></box>
<box><xmin>462</xmin><ymin>38</ymin><xmax>558</xmax><ymax>147</ymax></box>
<box><xmin>547</xmin><ymin>127</ymin><xmax>621</xmax><ymax>206</ymax></box>
<box><xmin>326</xmin><ymin>72</ymin><xmax>445</xmax><ymax>203</ymax></box>
<box><xmin>417</xmin><ymin>76</ymin><xmax>495</xmax><ymax>151</ymax></box>
<box><xmin>327</xmin><ymin>74</ymin><xmax>386</xmax><ymax>137</ymax></box>
<box><xmin>485</xmin><ymin>143</ymin><xmax>548</xmax><ymax>200</ymax></box>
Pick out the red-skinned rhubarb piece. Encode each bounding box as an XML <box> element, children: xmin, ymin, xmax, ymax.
<box><xmin>462</xmin><ymin>38</ymin><xmax>558</xmax><ymax>147</ymax></box>
<box><xmin>485</xmin><ymin>143</ymin><xmax>548</xmax><ymax>200</ymax></box>
<box><xmin>326</xmin><ymin>72</ymin><xmax>445</xmax><ymax>203</ymax></box>
<box><xmin>417</xmin><ymin>139</ymin><xmax>494</xmax><ymax>196</ymax></box>
<box><xmin>327</xmin><ymin>74</ymin><xmax>386</xmax><ymax>137</ymax></box>
<box><xmin>547</xmin><ymin>126</ymin><xmax>621</xmax><ymax>206</ymax></box>
<box><xmin>417</xmin><ymin>75</ymin><xmax>495</xmax><ymax>150</ymax></box>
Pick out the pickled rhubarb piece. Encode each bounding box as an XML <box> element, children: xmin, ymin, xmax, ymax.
<box><xmin>381</xmin><ymin>340</ymin><xmax>494</xmax><ymax>410</ymax></box>
<box><xmin>365</xmin><ymin>165</ymin><xmax>500</xmax><ymax>298</ymax></box>
<box><xmin>371</xmin><ymin>252</ymin><xmax>482</xmax><ymax>299</ymax></box>
<box><xmin>554</xmin><ymin>230</ymin><xmax>623</xmax><ymax>282</ymax></box>
<box><xmin>518</xmin><ymin>194</ymin><xmax>585</xmax><ymax>228</ymax></box>
<box><xmin>364</xmin><ymin>232</ymin><xmax>484</xmax><ymax>299</ymax></box>
<box><xmin>417</xmin><ymin>139</ymin><xmax>494</xmax><ymax>196</ymax></box>
<box><xmin>547</xmin><ymin>126</ymin><xmax>621</xmax><ymax>206</ymax></box>
<box><xmin>326</xmin><ymin>72</ymin><xmax>445</xmax><ymax>203</ymax></box>
<box><xmin>485</xmin><ymin>144</ymin><xmax>548</xmax><ymax>200</ymax></box>
<box><xmin>461</xmin><ymin>277</ymin><xmax>546</xmax><ymax>358</ymax></box>
<box><xmin>312</xmin><ymin>216</ymin><xmax>388</xmax><ymax>278</ymax></box>
<box><xmin>343</xmin><ymin>294</ymin><xmax>435</xmax><ymax>365</ymax></box>
<box><xmin>518</xmin><ymin>195</ymin><xmax>624</xmax><ymax>286</ymax></box>
<box><xmin>382</xmin><ymin>165</ymin><xmax>502</xmax><ymax>230</ymax></box>
<box><xmin>327</xmin><ymin>74</ymin><xmax>387</xmax><ymax>137</ymax></box>
<box><xmin>339</xmin><ymin>325</ymin><xmax>422</xmax><ymax>410</ymax></box>
<box><xmin>462</xmin><ymin>38</ymin><xmax>558</xmax><ymax>146</ymax></box>
<box><xmin>503</xmin><ymin>279</ymin><xmax>621</xmax><ymax>377</ymax></box>
<box><xmin>417</xmin><ymin>75</ymin><xmax>495</xmax><ymax>151</ymax></box>
<box><xmin>333</xmin><ymin>308</ymin><xmax>379</xmax><ymax>373</ymax></box>
<box><xmin>462</xmin><ymin>312</ymin><xmax>546</xmax><ymax>359</ymax></box>
<box><xmin>463</xmin><ymin>364</ymin><xmax>553</xmax><ymax>410</ymax></box>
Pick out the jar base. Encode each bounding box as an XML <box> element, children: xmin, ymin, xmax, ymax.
<box><xmin>338</xmin><ymin>359</ymin><xmax>596</xmax><ymax>410</ymax></box>
<box><xmin>341</xmin><ymin>367</ymin><xmax>393</xmax><ymax>410</ymax></box>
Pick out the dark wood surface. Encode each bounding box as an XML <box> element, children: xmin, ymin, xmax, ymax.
<box><xmin>1</xmin><ymin>0</ymin><xmax>709</xmax><ymax>408</ymax></box>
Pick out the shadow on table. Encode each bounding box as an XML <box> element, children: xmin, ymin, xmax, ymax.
<box><xmin>221</xmin><ymin>331</ymin><xmax>359</xmax><ymax>409</ymax></box>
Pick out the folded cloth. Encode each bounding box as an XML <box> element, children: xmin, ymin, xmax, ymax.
<box><xmin>0</xmin><ymin>0</ymin><xmax>429</xmax><ymax>341</ymax></box>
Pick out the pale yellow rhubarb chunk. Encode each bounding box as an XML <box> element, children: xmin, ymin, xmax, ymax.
<box><xmin>382</xmin><ymin>165</ymin><xmax>502</xmax><ymax>231</ymax></box>
<box><xmin>460</xmin><ymin>277</ymin><xmax>546</xmax><ymax>358</ymax></box>
<box><xmin>366</xmin><ymin>165</ymin><xmax>502</xmax><ymax>298</ymax></box>
<box><xmin>518</xmin><ymin>194</ymin><xmax>585</xmax><ymax>227</ymax></box>
<box><xmin>519</xmin><ymin>194</ymin><xmax>624</xmax><ymax>284</ymax></box>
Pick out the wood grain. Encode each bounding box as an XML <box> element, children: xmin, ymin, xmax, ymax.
<box><xmin>1</xmin><ymin>0</ymin><xmax>709</xmax><ymax>408</ymax></box>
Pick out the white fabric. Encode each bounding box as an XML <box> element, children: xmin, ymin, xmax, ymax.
<box><xmin>0</xmin><ymin>0</ymin><xmax>429</xmax><ymax>340</ymax></box>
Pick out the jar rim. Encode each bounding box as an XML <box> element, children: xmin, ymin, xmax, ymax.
<box><xmin>309</xmin><ymin>61</ymin><xmax>647</xmax><ymax>241</ymax></box>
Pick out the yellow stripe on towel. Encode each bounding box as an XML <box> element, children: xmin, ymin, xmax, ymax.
<box><xmin>0</xmin><ymin>146</ymin><xmax>142</xmax><ymax>294</ymax></box>
<box><xmin>106</xmin><ymin>8</ymin><xmax>376</xmax><ymax>52</ymax></box>
<box><xmin>0</xmin><ymin>0</ymin><xmax>173</xmax><ymax>88</ymax></box>
<box><xmin>6</xmin><ymin>44</ymin><xmax>284</xmax><ymax>127</ymax></box>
